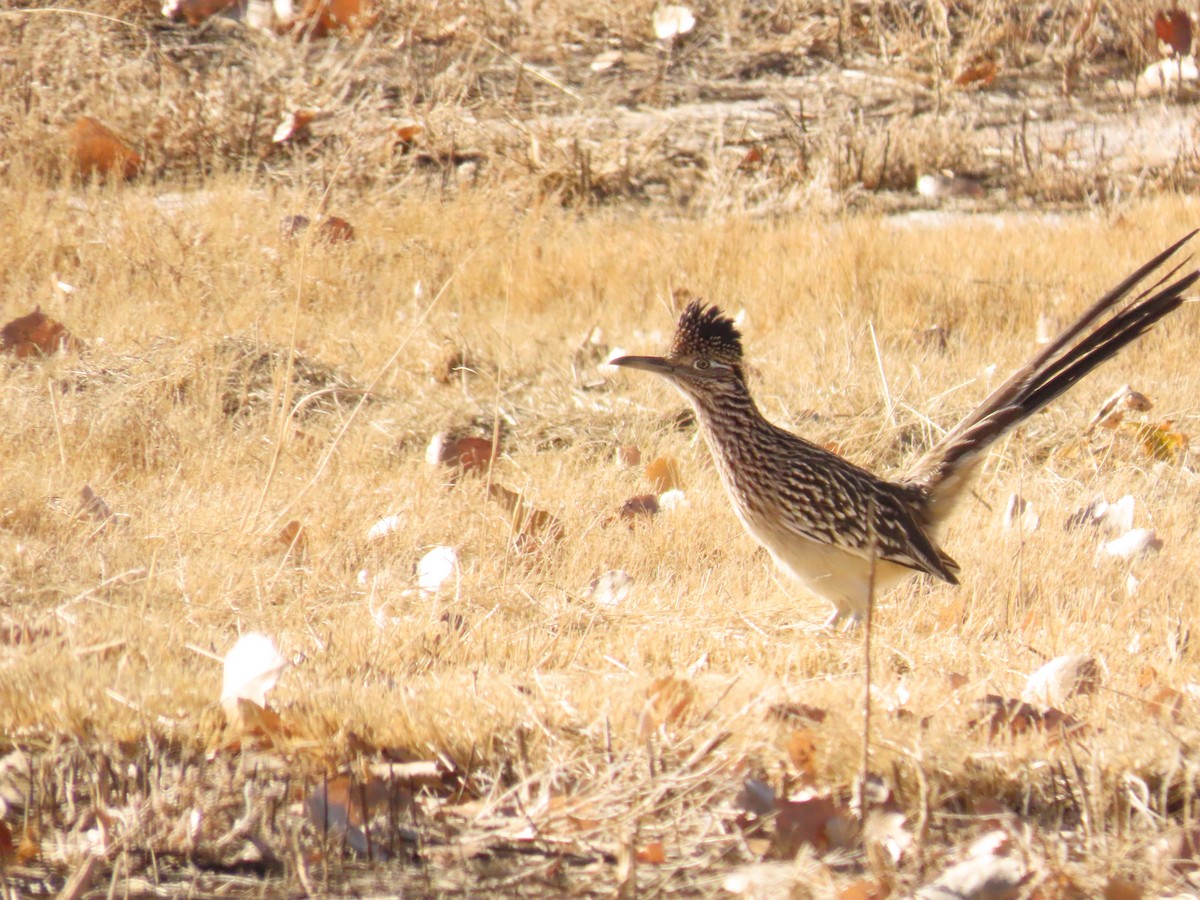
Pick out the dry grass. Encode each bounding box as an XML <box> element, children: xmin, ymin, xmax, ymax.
<box><xmin>5</xmin><ymin>1</ymin><xmax>1200</xmax><ymax>896</ymax></box>
<box><xmin>2</xmin><ymin>181</ymin><xmax>1200</xmax><ymax>894</ymax></box>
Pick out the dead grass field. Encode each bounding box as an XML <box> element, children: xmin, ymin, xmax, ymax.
<box><xmin>6</xmin><ymin>1</ymin><xmax>1200</xmax><ymax>898</ymax></box>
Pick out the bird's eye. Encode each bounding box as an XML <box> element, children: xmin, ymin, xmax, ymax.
<box><xmin>694</xmin><ymin>359</ymin><xmax>710</xmax><ymax>370</ymax></box>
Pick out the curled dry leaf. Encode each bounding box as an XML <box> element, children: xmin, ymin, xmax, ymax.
<box><xmin>305</xmin><ymin>775</ymin><xmax>412</xmax><ymax>860</ymax></box>
<box><xmin>786</xmin><ymin>729</ymin><xmax>818</xmax><ymax>783</ymax></box>
<box><xmin>916</xmin><ymin>172</ymin><xmax>985</xmax><ymax>200</ymax></box>
<box><xmin>864</xmin><ymin>808</ymin><xmax>913</xmax><ymax>868</ymax></box>
<box><xmin>590</xmin><ymin>50</ymin><xmax>624</xmax><ymax>72</ymax></box>
<box><xmin>619</xmin><ymin>493</ymin><xmax>659</xmax><ymax>521</ymax></box>
<box><xmin>69</xmin><ymin>116</ymin><xmax>142</xmax><ymax>182</ymax></box>
<box><xmin>1</xmin><ymin>308</ymin><xmax>81</xmax><ymax>358</ymax></box>
<box><xmin>367</xmin><ymin>514</ymin><xmax>402</xmax><ymax>541</ymax></box>
<box><xmin>616</xmin><ymin>444</ymin><xmax>641</xmax><ymax>467</ymax></box>
<box><xmin>953</xmin><ymin>58</ymin><xmax>998</xmax><ymax>88</ymax></box>
<box><xmin>1125</xmin><ymin>420</ymin><xmax>1188</xmax><ymax>462</ymax></box>
<box><xmin>272</xmin><ymin>109</ymin><xmax>319</xmax><ymax>144</ymax></box>
<box><xmin>78</xmin><ymin>485</ymin><xmax>113</xmax><ymax>523</ymax></box>
<box><xmin>300</xmin><ymin>0</ymin><xmax>366</xmax><ymax>37</ymax></box>
<box><xmin>162</xmin><ymin>0</ymin><xmax>235</xmax><ymax>24</ymax></box>
<box><xmin>967</xmin><ymin>694</ymin><xmax>1085</xmax><ymax>742</ymax></box>
<box><xmin>584</xmin><ymin>569</ymin><xmax>633</xmax><ymax>607</ymax></box>
<box><xmin>279</xmin><ymin>214</ymin><xmax>311</xmax><ymax>240</ymax></box>
<box><xmin>395</xmin><ymin>119</ymin><xmax>423</xmax><ymax>146</ymax></box>
<box><xmin>278</xmin><ymin>519</ymin><xmax>307</xmax><ymax>552</ymax></box>
<box><xmin>652</xmin><ymin>4</ymin><xmax>695</xmax><ymax>40</ymax></box>
<box><xmin>773</xmin><ymin>795</ymin><xmax>856</xmax><ymax>858</ymax></box>
<box><xmin>657</xmin><ymin>488</ymin><xmax>687</xmax><ymax>511</ymax></box>
<box><xmin>1100</xmin><ymin>528</ymin><xmax>1162</xmax><ymax>561</ymax></box>
<box><xmin>318</xmin><ymin>216</ymin><xmax>356</xmax><ymax>243</ymax></box>
<box><xmin>1137</xmin><ymin>55</ymin><xmax>1198</xmax><ymax>93</ymax></box>
<box><xmin>1001</xmin><ymin>493</ymin><xmax>1038</xmax><ymax>532</ymax></box>
<box><xmin>1156</xmin><ymin>8</ymin><xmax>1193</xmax><ymax>57</ymax></box>
<box><xmin>635</xmin><ymin>841</ymin><xmax>666</xmax><ymax>865</ymax></box>
<box><xmin>1065</xmin><ymin>494</ymin><xmax>1134</xmax><ymax>534</ymax></box>
<box><xmin>488</xmin><ymin>483</ymin><xmax>564</xmax><ymax>551</ymax></box>
<box><xmin>426</xmin><ymin>433</ymin><xmax>497</xmax><ymax>477</ymax></box>
<box><xmin>644</xmin><ymin>456</ymin><xmax>683</xmax><ymax>492</ymax></box>
<box><xmin>914</xmin><ymin>845</ymin><xmax>1028</xmax><ymax>900</ymax></box>
<box><xmin>1085</xmin><ymin>384</ymin><xmax>1152</xmax><ymax>433</ymax></box>
<box><xmin>1145</xmin><ymin>686</ymin><xmax>1185</xmax><ymax>721</ymax></box>
<box><xmin>416</xmin><ymin>546</ymin><xmax>458</xmax><ymax>595</ymax></box>
<box><xmin>638</xmin><ymin>675</ymin><xmax>695</xmax><ymax>736</ymax></box>
<box><xmin>220</xmin><ymin>632</ymin><xmax>286</xmax><ymax>711</ymax></box>
<box><xmin>1021</xmin><ymin>655</ymin><xmax>1101</xmax><ymax>708</ymax></box>
<box><xmin>226</xmin><ymin>697</ymin><xmax>287</xmax><ymax>741</ymax></box>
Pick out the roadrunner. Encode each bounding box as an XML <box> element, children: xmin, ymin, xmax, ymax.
<box><xmin>611</xmin><ymin>233</ymin><xmax>1198</xmax><ymax>624</ymax></box>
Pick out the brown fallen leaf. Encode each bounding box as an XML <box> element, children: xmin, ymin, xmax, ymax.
<box><xmin>1085</xmin><ymin>384</ymin><xmax>1152</xmax><ymax>433</ymax></box>
<box><xmin>1125</xmin><ymin>419</ymin><xmax>1188</xmax><ymax>462</ymax></box>
<box><xmin>773</xmin><ymin>795</ymin><xmax>856</xmax><ymax>858</ymax></box>
<box><xmin>395</xmin><ymin>119</ymin><xmax>423</xmax><ymax>147</ymax></box>
<box><xmin>1103</xmin><ymin>876</ymin><xmax>1143</xmax><ymax>900</ymax></box>
<box><xmin>786</xmin><ymin>730</ymin><xmax>818</xmax><ymax>783</ymax></box>
<box><xmin>1021</xmin><ymin>655</ymin><xmax>1101</xmax><ymax>708</ymax></box>
<box><xmin>225</xmin><ymin>697</ymin><xmax>287</xmax><ymax>741</ymax></box>
<box><xmin>488</xmin><ymin>483</ymin><xmax>564</xmax><ymax>551</ymax></box>
<box><xmin>272</xmin><ymin>109</ymin><xmax>319</xmax><ymax>145</ymax></box>
<box><xmin>318</xmin><ymin>216</ymin><xmax>356</xmax><ymax>243</ymax></box>
<box><xmin>426</xmin><ymin>433</ymin><xmax>497</xmax><ymax>476</ymax></box>
<box><xmin>300</xmin><ymin>0</ymin><xmax>366</xmax><ymax>36</ymax></box>
<box><xmin>967</xmin><ymin>694</ymin><xmax>1085</xmax><ymax>742</ymax></box>
<box><xmin>69</xmin><ymin>116</ymin><xmax>141</xmax><ymax>182</ymax></box>
<box><xmin>306</xmin><ymin>775</ymin><xmax>411</xmax><ymax>860</ymax></box>
<box><xmin>953</xmin><ymin>58</ymin><xmax>998</xmax><ymax>88</ymax></box>
<box><xmin>638</xmin><ymin>675</ymin><xmax>696</xmax><ymax>736</ymax></box>
<box><xmin>635</xmin><ymin>841</ymin><xmax>666</xmax><ymax>864</ymax></box>
<box><xmin>163</xmin><ymin>0</ymin><xmax>236</xmax><ymax>24</ymax></box>
<box><xmin>619</xmin><ymin>493</ymin><xmax>659</xmax><ymax>521</ymax></box>
<box><xmin>1145</xmin><ymin>686</ymin><xmax>1184</xmax><ymax>721</ymax></box>
<box><xmin>1</xmin><ymin>307</ymin><xmax>81</xmax><ymax>358</ymax></box>
<box><xmin>838</xmin><ymin>879</ymin><xmax>889</xmax><ymax>900</ymax></box>
<box><xmin>1156</xmin><ymin>8</ymin><xmax>1193</xmax><ymax>57</ymax></box>
<box><xmin>616</xmin><ymin>444</ymin><xmax>641</xmax><ymax>467</ymax></box>
<box><xmin>278</xmin><ymin>519</ymin><xmax>307</xmax><ymax>553</ymax></box>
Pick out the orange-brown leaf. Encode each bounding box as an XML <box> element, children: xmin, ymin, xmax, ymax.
<box><xmin>619</xmin><ymin>494</ymin><xmax>659</xmax><ymax>520</ymax></box>
<box><xmin>787</xmin><ymin>729</ymin><xmax>818</xmax><ymax>783</ymax></box>
<box><xmin>635</xmin><ymin>841</ymin><xmax>666</xmax><ymax>864</ymax></box>
<box><xmin>954</xmin><ymin>59</ymin><xmax>998</xmax><ymax>88</ymax></box>
<box><xmin>428</xmin><ymin>433</ymin><xmax>497</xmax><ymax>475</ymax></box>
<box><xmin>278</xmin><ymin>520</ymin><xmax>307</xmax><ymax>552</ymax></box>
<box><xmin>166</xmin><ymin>0</ymin><xmax>237</xmax><ymax>25</ymax></box>
<box><xmin>1126</xmin><ymin>419</ymin><xmax>1188</xmax><ymax>462</ymax></box>
<box><xmin>645</xmin><ymin>676</ymin><xmax>695</xmax><ymax>729</ymax></box>
<box><xmin>773</xmin><ymin>796</ymin><xmax>850</xmax><ymax>857</ymax></box>
<box><xmin>318</xmin><ymin>216</ymin><xmax>356</xmax><ymax>243</ymax></box>
<box><xmin>69</xmin><ymin>116</ymin><xmax>141</xmax><ymax>182</ymax></box>
<box><xmin>488</xmin><ymin>483</ymin><xmax>565</xmax><ymax>550</ymax></box>
<box><xmin>1156</xmin><ymin>9</ymin><xmax>1193</xmax><ymax>56</ymax></box>
<box><xmin>1</xmin><ymin>308</ymin><xmax>80</xmax><ymax>358</ymax></box>
<box><xmin>644</xmin><ymin>456</ymin><xmax>683</xmax><ymax>492</ymax></box>
<box><xmin>300</xmin><ymin>0</ymin><xmax>364</xmax><ymax>36</ymax></box>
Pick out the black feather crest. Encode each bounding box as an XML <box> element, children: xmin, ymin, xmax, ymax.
<box><xmin>671</xmin><ymin>301</ymin><xmax>743</xmax><ymax>363</ymax></box>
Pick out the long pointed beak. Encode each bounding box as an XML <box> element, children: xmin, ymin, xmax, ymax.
<box><xmin>608</xmin><ymin>355</ymin><xmax>677</xmax><ymax>376</ymax></box>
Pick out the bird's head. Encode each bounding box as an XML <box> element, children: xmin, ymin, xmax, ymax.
<box><xmin>610</xmin><ymin>301</ymin><xmax>746</xmax><ymax>401</ymax></box>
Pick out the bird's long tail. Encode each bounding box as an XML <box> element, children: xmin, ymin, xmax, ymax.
<box><xmin>906</xmin><ymin>230</ymin><xmax>1199</xmax><ymax>523</ymax></box>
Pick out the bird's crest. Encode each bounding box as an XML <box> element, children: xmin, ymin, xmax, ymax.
<box><xmin>670</xmin><ymin>301</ymin><xmax>743</xmax><ymax>364</ymax></box>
